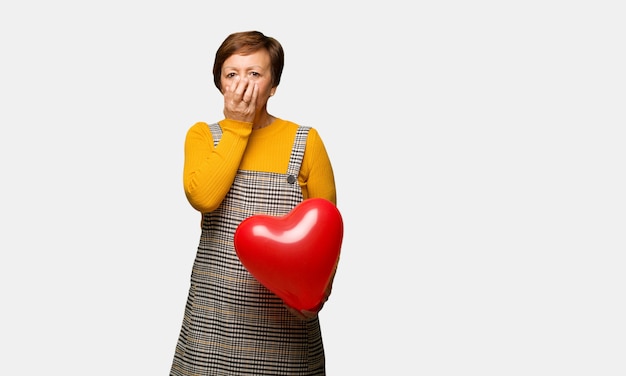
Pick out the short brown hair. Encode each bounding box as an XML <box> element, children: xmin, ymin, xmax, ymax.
<box><xmin>212</xmin><ymin>31</ymin><xmax>284</xmax><ymax>91</ymax></box>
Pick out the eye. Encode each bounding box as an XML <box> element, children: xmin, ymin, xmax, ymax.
<box><xmin>249</xmin><ymin>71</ymin><xmax>260</xmax><ymax>78</ymax></box>
<box><xmin>225</xmin><ymin>72</ymin><xmax>236</xmax><ymax>78</ymax></box>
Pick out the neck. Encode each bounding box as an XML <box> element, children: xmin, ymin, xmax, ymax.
<box><xmin>252</xmin><ymin>114</ymin><xmax>275</xmax><ymax>130</ymax></box>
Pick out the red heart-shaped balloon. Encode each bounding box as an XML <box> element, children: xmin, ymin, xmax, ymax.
<box><xmin>234</xmin><ymin>198</ymin><xmax>343</xmax><ymax>311</ymax></box>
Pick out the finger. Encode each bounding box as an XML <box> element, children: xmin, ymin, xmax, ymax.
<box><xmin>300</xmin><ymin>310</ymin><xmax>319</xmax><ymax>319</ymax></box>
<box><xmin>241</xmin><ymin>81</ymin><xmax>257</xmax><ymax>105</ymax></box>
<box><xmin>234</xmin><ymin>77</ymin><xmax>250</xmax><ymax>101</ymax></box>
<box><xmin>223</xmin><ymin>76</ymin><xmax>239</xmax><ymax>94</ymax></box>
<box><xmin>223</xmin><ymin>77</ymin><xmax>242</xmax><ymax>100</ymax></box>
<box><xmin>248</xmin><ymin>83</ymin><xmax>259</xmax><ymax>105</ymax></box>
<box><xmin>285</xmin><ymin>305</ymin><xmax>309</xmax><ymax>320</ymax></box>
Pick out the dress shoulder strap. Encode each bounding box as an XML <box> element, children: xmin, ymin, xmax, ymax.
<box><xmin>208</xmin><ymin>123</ymin><xmax>222</xmax><ymax>146</ymax></box>
<box><xmin>286</xmin><ymin>126</ymin><xmax>311</xmax><ymax>183</ymax></box>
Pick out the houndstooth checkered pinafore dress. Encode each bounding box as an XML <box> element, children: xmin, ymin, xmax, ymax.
<box><xmin>170</xmin><ymin>123</ymin><xmax>325</xmax><ymax>375</ymax></box>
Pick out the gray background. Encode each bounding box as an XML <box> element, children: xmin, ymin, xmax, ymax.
<box><xmin>1</xmin><ymin>1</ymin><xmax>624</xmax><ymax>374</ymax></box>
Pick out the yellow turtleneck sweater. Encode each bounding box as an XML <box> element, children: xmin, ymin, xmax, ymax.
<box><xmin>183</xmin><ymin>118</ymin><xmax>337</xmax><ymax>213</ymax></box>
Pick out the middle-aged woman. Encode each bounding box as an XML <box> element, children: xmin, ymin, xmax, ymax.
<box><xmin>170</xmin><ymin>30</ymin><xmax>338</xmax><ymax>375</ymax></box>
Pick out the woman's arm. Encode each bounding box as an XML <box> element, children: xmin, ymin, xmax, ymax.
<box><xmin>183</xmin><ymin>119</ymin><xmax>253</xmax><ymax>213</ymax></box>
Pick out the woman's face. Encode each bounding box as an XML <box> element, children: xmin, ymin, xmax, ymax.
<box><xmin>220</xmin><ymin>49</ymin><xmax>276</xmax><ymax>107</ymax></box>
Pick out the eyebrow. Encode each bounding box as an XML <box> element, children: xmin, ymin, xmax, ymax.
<box><xmin>223</xmin><ymin>65</ymin><xmax>266</xmax><ymax>71</ymax></box>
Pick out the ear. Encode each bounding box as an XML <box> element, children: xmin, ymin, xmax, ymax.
<box><xmin>270</xmin><ymin>87</ymin><xmax>277</xmax><ymax>97</ymax></box>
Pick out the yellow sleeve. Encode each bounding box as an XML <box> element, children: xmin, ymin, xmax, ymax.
<box><xmin>183</xmin><ymin>119</ymin><xmax>253</xmax><ymax>213</ymax></box>
<box><xmin>299</xmin><ymin>128</ymin><xmax>337</xmax><ymax>205</ymax></box>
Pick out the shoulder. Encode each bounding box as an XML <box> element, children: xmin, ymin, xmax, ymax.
<box><xmin>187</xmin><ymin>121</ymin><xmax>211</xmax><ymax>134</ymax></box>
<box><xmin>184</xmin><ymin>122</ymin><xmax>214</xmax><ymax>144</ymax></box>
<box><xmin>274</xmin><ymin>118</ymin><xmax>299</xmax><ymax>130</ymax></box>
<box><xmin>277</xmin><ymin>120</ymin><xmax>326</xmax><ymax>155</ymax></box>
<box><xmin>275</xmin><ymin>118</ymin><xmax>319</xmax><ymax>137</ymax></box>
